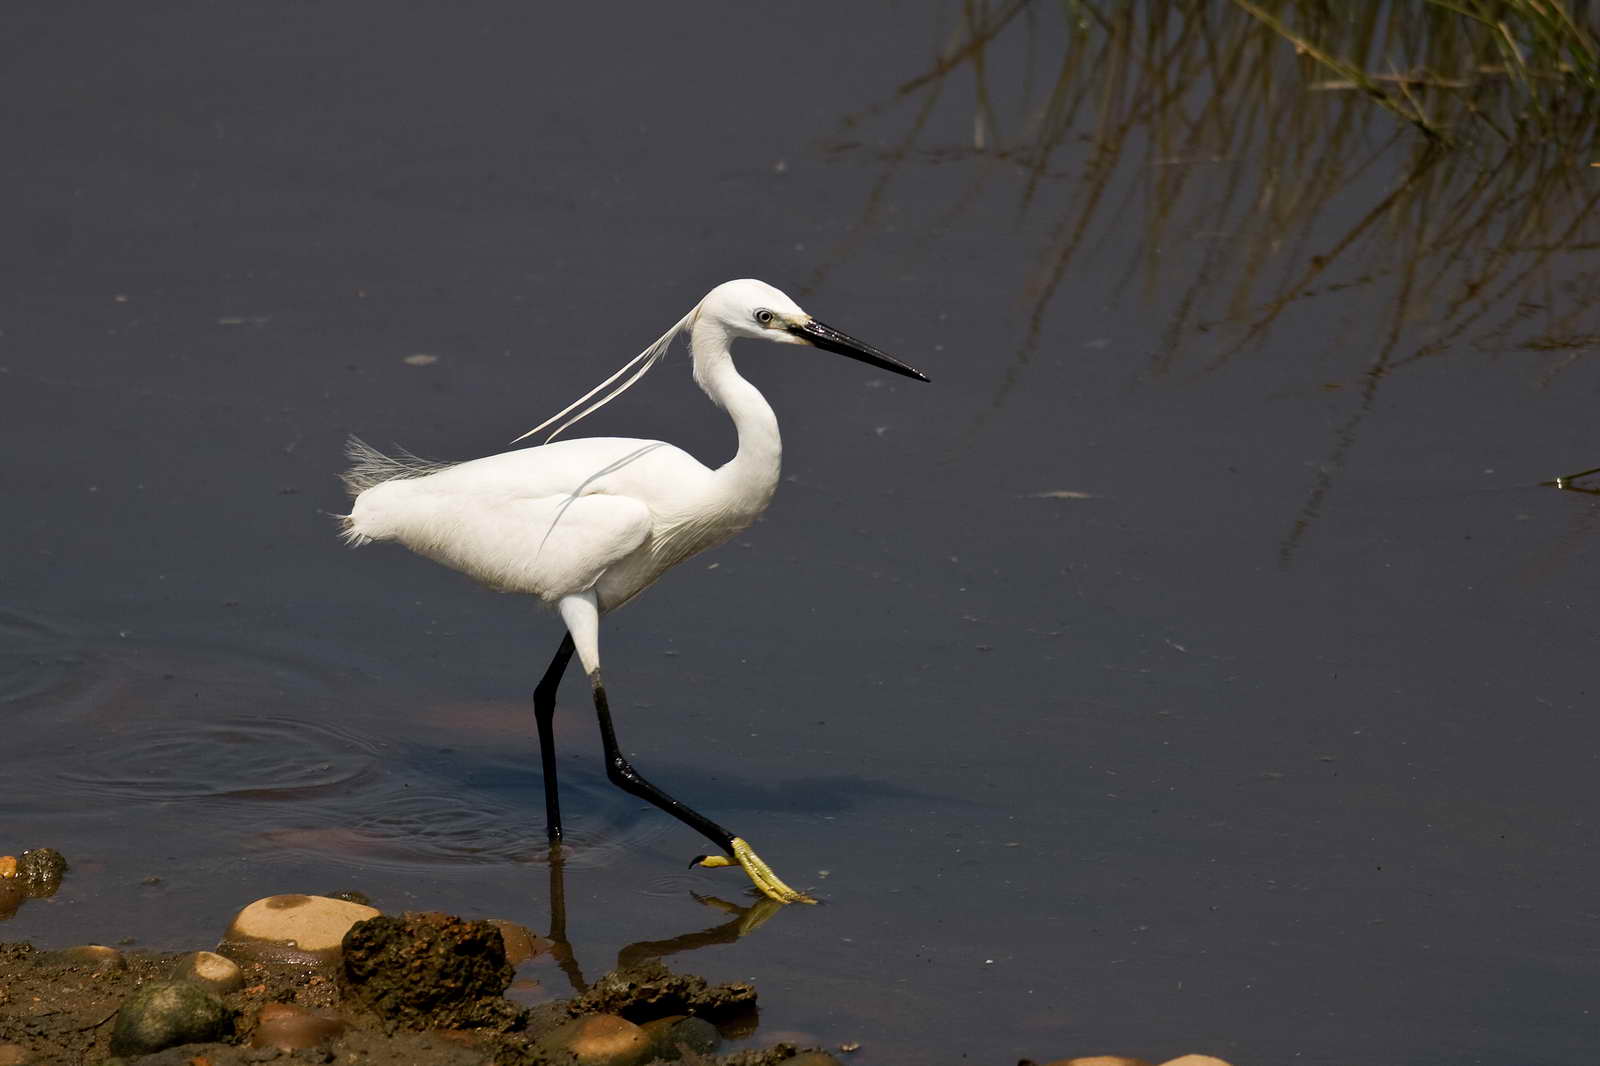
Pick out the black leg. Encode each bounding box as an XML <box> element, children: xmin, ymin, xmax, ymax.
<box><xmin>589</xmin><ymin>670</ymin><xmax>737</xmax><ymax>858</ymax></box>
<box><xmin>533</xmin><ymin>634</ymin><xmax>576</xmax><ymax>842</ymax></box>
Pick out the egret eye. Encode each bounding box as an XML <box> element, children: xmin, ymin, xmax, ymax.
<box><xmin>755</xmin><ymin>309</ymin><xmax>774</xmax><ymax>326</ymax></box>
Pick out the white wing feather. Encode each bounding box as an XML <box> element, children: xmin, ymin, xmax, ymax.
<box><xmin>378</xmin><ymin>489</ymin><xmax>653</xmax><ymax>601</ymax></box>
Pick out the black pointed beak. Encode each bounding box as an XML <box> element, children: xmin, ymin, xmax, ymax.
<box><xmin>789</xmin><ymin>319</ymin><xmax>930</xmax><ymax>382</ymax></box>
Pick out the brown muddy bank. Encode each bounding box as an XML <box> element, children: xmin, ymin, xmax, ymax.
<box><xmin>0</xmin><ymin>899</ymin><xmax>837</xmax><ymax>1066</ymax></box>
<box><xmin>0</xmin><ymin>941</ymin><xmax>833</xmax><ymax>1066</ymax></box>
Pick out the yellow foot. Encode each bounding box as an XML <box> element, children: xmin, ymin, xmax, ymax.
<box><xmin>691</xmin><ymin>837</ymin><xmax>817</xmax><ymax>904</ymax></box>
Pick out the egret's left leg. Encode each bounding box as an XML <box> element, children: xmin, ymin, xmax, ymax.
<box><xmin>556</xmin><ymin>593</ymin><xmax>815</xmax><ymax>905</ymax></box>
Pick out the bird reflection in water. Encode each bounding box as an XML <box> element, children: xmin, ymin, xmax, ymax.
<box><xmin>540</xmin><ymin>842</ymin><xmax>784</xmax><ymax>998</ymax></box>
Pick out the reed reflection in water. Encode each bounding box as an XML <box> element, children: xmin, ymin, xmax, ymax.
<box><xmin>810</xmin><ymin>0</ymin><xmax>1599</xmax><ymax>561</ymax></box>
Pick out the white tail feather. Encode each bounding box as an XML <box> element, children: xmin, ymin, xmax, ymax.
<box><xmin>340</xmin><ymin>436</ymin><xmax>453</xmax><ymax>496</ymax></box>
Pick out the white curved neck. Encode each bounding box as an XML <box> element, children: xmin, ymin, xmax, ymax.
<box><xmin>690</xmin><ymin>315</ymin><xmax>781</xmax><ymax>503</ymax></box>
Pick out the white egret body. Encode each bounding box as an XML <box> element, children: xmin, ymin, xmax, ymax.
<box><xmin>341</xmin><ymin>279</ymin><xmax>927</xmax><ymax>903</ymax></box>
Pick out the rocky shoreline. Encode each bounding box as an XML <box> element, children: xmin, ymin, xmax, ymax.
<box><xmin>0</xmin><ymin>891</ymin><xmax>837</xmax><ymax>1066</ymax></box>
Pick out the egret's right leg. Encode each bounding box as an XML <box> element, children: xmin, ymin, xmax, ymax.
<box><xmin>556</xmin><ymin>593</ymin><xmax>815</xmax><ymax>905</ymax></box>
<box><xmin>533</xmin><ymin>633</ymin><xmax>575</xmax><ymax>842</ymax></box>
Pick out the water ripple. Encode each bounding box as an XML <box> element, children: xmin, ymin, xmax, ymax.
<box><xmin>56</xmin><ymin>715</ymin><xmax>380</xmax><ymax>803</ymax></box>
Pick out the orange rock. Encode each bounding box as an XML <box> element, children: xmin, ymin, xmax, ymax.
<box><xmin>487</xmin><ymin>918</ymin><xmax>553</xmax><ymax>965</ymax></box>
<box><xmin>539</xmin><ymin>1014</ymin><xmax>652</xmax><ymax>1066</ymax></box>
<box><xmin>0</xmin><ymin>857</ymin><xmax>16</xmax><ymax>879</ymax></box>
<box><xmin>1042</xmin><ymin>1058</ymin><xmax>1153</xmax><ymax>1066</ymax></box>
<box><xmin>1157</xmin><ymin>1057</ymin><xmax>1233</xmax><ymax>1066</ymax></box>
<box><xmin>250</xmin><ymin>1002</ymin><xmax>345</xmax><ymax>1050</ymax></box>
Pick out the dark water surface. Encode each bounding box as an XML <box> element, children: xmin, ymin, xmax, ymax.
<box><xmin>5</xmin><ymin>4</ymin><xmax>1599</xmax><ymax>1064</ymax></box>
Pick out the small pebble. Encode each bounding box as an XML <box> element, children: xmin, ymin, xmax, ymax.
<box><xmin>324</xmin><ymin>889</ymin><xmax>373</xmax><ymax>906</ymax></box>
<box><xmin>217</xmin><ymin>894</ymin><xmax>380</xmax><ymax>966</ymax></box>
<box><xmin>1158</xmin><ymin>1057</ymin><xmax>1234</xmax><ymax>1066</ymax></box>
<box><xmin>539</xmin><ymin>1014</ymin><xmax>652</xmax><ymax>1066</ymax></box>
<box><xmin>38</xmin><ymin>945</ymin><xmax>126</xmax><ymax>972</ymax></box>
<box><xmin>109</xmin><ymin>981</ymin><xmax>233</xmax><ymax>1056</ymax></box>
<box><xmin>250</xmin><ymin>1002</ymin><xmax>346</xmax><ymax>1050</ymax></box>
<box><xmin>0</xmin><ymin>857</ymin><xmax>16</xmax><ymax>879</ymax></box>
<box><xmin>170</xmin><ymin>950</ymin><xmax>245</xmax><ymax>993</ymax></box>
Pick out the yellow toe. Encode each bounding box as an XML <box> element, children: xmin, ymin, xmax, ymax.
<box><xmin>729</xmin><ymin>837</ymin><xmax>817</xmax><ymax>904</ymax></box>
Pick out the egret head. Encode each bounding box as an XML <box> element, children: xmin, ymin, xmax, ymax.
<box><xmin>699</xmin><ymin>279</ymin><xmax>808</xmax><ymax>341</ymax></box>
<box><xmin>515</xmin><ymin>278</ymin><xmax>926</xmax><ymax>445</ymax></box>
<box><xmin>699</xmin><ymin>278</ymin><xmax>930</xmax><ymax>382</ymax></box>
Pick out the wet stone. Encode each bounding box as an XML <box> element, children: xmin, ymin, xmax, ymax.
<box><xmin>108</xmin><ymin>981</ymin><xmax>233</xmax><ymax>1057</ymax></box>
<box><xmin>37</xmin><ymin>944</ymin><xmax>126</xmax><ymax>972</ymax></box>
<box><xmin>640</xmin><ymin>1014</ymin><xmax>721</xmax><ymax>1060</ymax></box>
<box><xmin>538</xmin><ymin>1014</ymin><xmax>652</xmax><ymax>1066</ymax></box>
<box><xmin>487</xmin><ymin>918</ymin><xmax>552</xmax><ymax>966</ymax></box>
<box><xmin>218</xmin><ymin>893</ymin><xmax>381</xmax><ymax>967</ymax></box>
<box><xmin>170</xmin><ymin>950</ymin><xmax>244</xmax><ymax>993</ymax></box>
<box><xmin>250</xmin><ymin>1002</ymin><xmax>347</xmax><ymax>1050</ymax></box>
<box><xmin>1039</xmin><ymin>1058</ymin><xmax>1154</xmax><ymax>1066</ymax></box>
<box><xmin>1158</xmin><ymin>1057</ymin><xmax>1234</xmax><ymax>1066</ymax></box>
<box><xmin>339</xmin><ymin>911</ymin><xmax>517</xmax><ymax>1031</ymax></box>
<box><xmin>0</xmin><ymin>849</ymin><xmax>67</xmax><ymax>919</ymax></box>
<box><xmin>16</xmin><ymin>848</ymin><xmax>67</xmax><ymax>891</ymax></box>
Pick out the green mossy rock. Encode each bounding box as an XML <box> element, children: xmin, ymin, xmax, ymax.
<box><xmin>108</xmin><ymin>981</ymin><xmax>232</xmax><ymax>1056</ymax></box>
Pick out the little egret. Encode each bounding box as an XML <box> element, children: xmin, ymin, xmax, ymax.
<box><xmin>340</xmin><ymin>279</ymin><xmax>927</xmax><ymax>903</ymax></box>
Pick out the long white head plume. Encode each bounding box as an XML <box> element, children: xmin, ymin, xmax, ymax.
<box><xmin>511</xmin><ymin>307</ymin><xmax>697</xmax><ymax>445</ymax></box>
